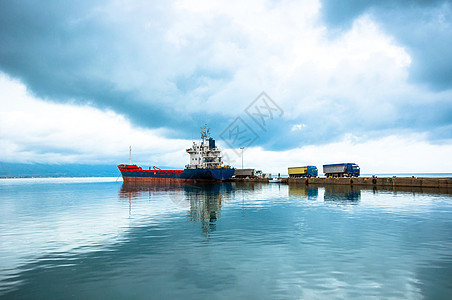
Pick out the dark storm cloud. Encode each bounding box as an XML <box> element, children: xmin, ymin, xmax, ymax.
<box><xmin>0</xmin><ymin>0</ymin><xmax>214</xmax><ymax>135</ymax></box>
<box><xmin>321</xmin><ymin>0</ymin><xmax>452</xmax><ymax>90</ymax></box>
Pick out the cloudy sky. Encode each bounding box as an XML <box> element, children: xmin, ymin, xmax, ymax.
<box><xmin>0</xmin><ymin>0</ymin><xmax>451</xmax><ymax>174</ymax></box>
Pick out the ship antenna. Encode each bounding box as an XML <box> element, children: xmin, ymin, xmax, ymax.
<box><xmin>129</xmin><ymin>145</ymin><xmax>132</xmax><ymax>165</ymax></box>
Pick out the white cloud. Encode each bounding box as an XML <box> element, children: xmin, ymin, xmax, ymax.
<box><xmin>98</xmin><ymin>0</ymin><xmax>413</xmax><ymax>120</ymax></box>
<box><xmin>0</xmin><ymin>73</ymin><xmax>189</xmax><ymax>166</ymax></box>
<box><xmin>291</xmin><ymin>124</ymin><xmax>307</xmax><ymax>131</ymax></box>
<box><xmin>162</xmin><ymin>2</ymin><xmax>413</xmax><ymax>116</ymax></box>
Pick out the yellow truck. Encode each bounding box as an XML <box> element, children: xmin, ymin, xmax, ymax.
<box><xmin>288</xmin><ymin>166</ymin><xmax>318</xmax><ymax>178</ymax></box>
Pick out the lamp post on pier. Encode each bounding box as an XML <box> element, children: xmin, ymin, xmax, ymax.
<box><xmin>240</xmin><ymin>147</ymin><xmax>244</xmax><ymax>169</ymax></box>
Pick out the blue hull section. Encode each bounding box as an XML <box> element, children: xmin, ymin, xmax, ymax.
<box><xmin>122</xmin><ymin>168</ymin><xmax>235</xmax><ymax>181</ymax></box>
<box><xmin>182</xmin><ymin>168</ymin><xmax>235</xmax><ymax>180</ymax></box>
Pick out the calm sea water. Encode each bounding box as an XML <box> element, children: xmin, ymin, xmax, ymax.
<box><xmin>1</xmin><ymin>178</ymin><xmax>452</xmax><ymax>299</ymax></box>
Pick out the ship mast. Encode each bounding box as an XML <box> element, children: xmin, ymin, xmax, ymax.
<box><xmin>200</xmin><ymin>124</ymin><xmax>210</xmax><ymax>142</ymax></box>
<box><xmin>129</xmin><ymin>145</ymin><xmax>132</xmax><ymax>165</ymax></box>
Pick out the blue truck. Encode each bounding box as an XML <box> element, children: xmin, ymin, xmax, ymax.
<box><xmin>323</xmin><ymin>163</ymin><xmax>360</xmax><ymax>177</ymax></box>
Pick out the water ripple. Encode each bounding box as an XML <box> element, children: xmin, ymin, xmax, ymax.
<box><xmin>1</xmin><ymin>179</ymin><xmax>452</xmax><ymax>298</ymax></box>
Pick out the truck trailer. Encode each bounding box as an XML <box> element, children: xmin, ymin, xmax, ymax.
<box><xmin>288</xmin><ymin>166</ymin><xmax>318</xmax><ymax>178</ymax></box>
<box><xmin>323</xmin><ymin>163</ymin><xmax>360</xmax><ymax>177</ymax></box>
<box><xmin>233</xmin><ymin>168</ymin><xmax>255</xmax><ymax>178</ymax></box>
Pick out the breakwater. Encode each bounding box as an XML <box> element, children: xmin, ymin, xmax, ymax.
<box><xmin>228</xmin><ymin>177</ymin><xmax>452</xmax><ymax>191</ymax></box>
<box><xmin>290</xmin><ymin>176</ymin><xmax>452</xmax><ymax>189</ymax></box>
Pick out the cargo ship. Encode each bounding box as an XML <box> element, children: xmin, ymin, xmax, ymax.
<box><xmin>118</xmin><ymin>126</ymin><xmax>235</xmax><ymax>183</ymax></box>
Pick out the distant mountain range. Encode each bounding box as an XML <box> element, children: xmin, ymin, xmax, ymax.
<box><xmin>0</xmin><ymin>162</ymin><xmax>181</xmax><ymax>178</ymax></box>
<box><xmin>0</xmin><ymin>162</ymin><xmax>120</xmax><ymax>178</ymax></box>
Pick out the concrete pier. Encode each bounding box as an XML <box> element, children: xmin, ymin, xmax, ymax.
<box><xmin>227</xmin><ymin>177</ymin><xmax>452</xmax><ymax>191</ymax></box>
<box><xmin>286</xmin><ymin>176</ymin><xmax>452</xmax><ymax>189</ymax></box>
<box><xmin>225</xmin><ymin>178</ymin><xmax>270</xmax><ymax>183</ymax></box>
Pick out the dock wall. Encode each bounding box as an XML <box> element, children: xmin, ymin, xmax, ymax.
<box><xmin>225</xmin><ymin>178</ymin><xmax>270</xmax><ymax>183</ymax></box>
<box><xmin>123</xmin><ymin>176</ymin><xmax>452</xmax><ymax>190</ymax></box>
<box><xmin>286</xmin><ymin>177</ymin><xmax>452</xmax><ymax>189</ymax></box>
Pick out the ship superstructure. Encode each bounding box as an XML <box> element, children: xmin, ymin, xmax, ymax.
<box><xmin>186</xmin><ymin>127</ymin><xmax>223</xmax><ymax>169</ymax></box>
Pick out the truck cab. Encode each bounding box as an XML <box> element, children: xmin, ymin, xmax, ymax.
<box><xmin>307</xmin><ymin>166</ymin><xmax>318</xmax><ymax>177</ymax></box>
<box><xmin>347</xmin><ymin>164</ymin><xmax>360</xmax><ymax>177</ymax></box>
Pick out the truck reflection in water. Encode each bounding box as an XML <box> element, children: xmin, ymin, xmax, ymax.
<box><xmin>230</xmin><ymin>181</ymin><xmax>266</xmax><ymax>192</ymax></box>
<box><xmin>323</xmin><ymin>185</ymin><xmax>361</xmax><ymax>203</ymax></box>
<box><xmin>288</xmin><ymin>184</ymin><xmax>319</xmax><ymax>200</ymax></box>
<box><xmin>119</xmin><ymin>183</ymin><xmax>234</xmax><ymax>234</ymax></box>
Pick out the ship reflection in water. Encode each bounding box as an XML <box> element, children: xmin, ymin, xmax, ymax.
<box><xmin>119</xmin><ymin>182</ymin><xmax>234</xmax><ymax>234</ymax></box>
